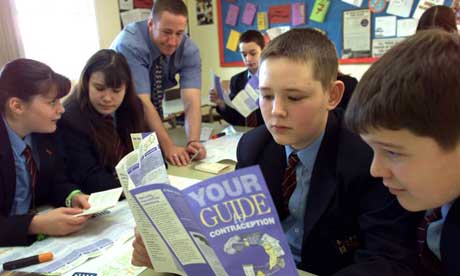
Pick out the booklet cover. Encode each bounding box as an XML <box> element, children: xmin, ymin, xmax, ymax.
<box><xmin>116</xmin><ymin>133</ymin><xmax>298</xmax><ymax>276</ymax></box>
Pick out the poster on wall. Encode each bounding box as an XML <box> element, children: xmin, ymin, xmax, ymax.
<box><xmin>342</xmin><ymin>9</ymin><xmax>371</xmax><ymax>58</ymax></box>
<box><xmin>197</xmin><ymin>0</ymin><xmax>214</xmax><ymax>25</ymax></box>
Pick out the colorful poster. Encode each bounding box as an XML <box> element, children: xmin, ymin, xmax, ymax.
<box><xmin>225</xmin><ymin>4</ymin><xmax>239</xmax><ymax>26</ymax></box>
<box><xmin>310</xmin><ymin>0</ymin><xmax>331</xmax><ymax>23</ymax></box>
<box><xmin>242</xmin><ymin>2</ymin><xmax>257</xmax><ymax>25</ymax></box>
<box><xmin>268</xmin><ymin>4</ymin><xmax>291</xmax><ymax>24</ymax></box>
<box><xmin>292</xmin><ymin>3</ymin><xmax>306</xmax><ymax>26</ymax></box>
<box><xmin>226</xmin><ymin>29</ymin><xmax>241</xmax><ymax>52</ymax></box>
<box><xmin>196</xmin><ymin>0</ymin><xmax>213</xmax><ymax>25</ymax></box>
<box><xmin>257</xmin><ymin>12</ymin><xmax>268</xmax><ymax>30</ymax></box>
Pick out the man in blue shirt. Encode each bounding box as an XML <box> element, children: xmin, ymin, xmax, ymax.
<box><xmin>112</xmin><ymin>0</ymin><xmax>206</xmax><ymax>166</ymax></box>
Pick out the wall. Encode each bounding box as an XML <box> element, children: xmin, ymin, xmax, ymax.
<box><xmin>94</xmin><ymin>0</ymin><xmax>121</xmax><ymax>48</ymax></box>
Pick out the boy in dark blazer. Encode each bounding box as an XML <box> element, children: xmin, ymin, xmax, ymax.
<box><xmin>209</xmin><ymin>30</ymin><xmax>264</xmax><ymax>126</ymax></box>
<box><xmin>236</xmin><ymin>29</ymin><xmax>419</xmax><ymax>275</ymax></box>
<box><xmin>0</xmin><ymin>59</ymin><xmax>90</xmax><ymax>246</ymax></box>
<box><xmin>346</xmin><ymin>30</ymin><xmax>460</xmax><ymax>276</ymax></box>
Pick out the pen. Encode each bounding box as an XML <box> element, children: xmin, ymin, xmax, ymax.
<box><xmin>3</xmin><ymin>252</ymin><xmax>53</xmax><ymax>270</ymax></box>
<box><xmin>210</xmin><ymin>132</ymin><xmax>226</xmax><ymax>139</ymax></box>
<box><xmin>190</xmin><ymin>149</ymin><xmax>201</xmax><ymax>161</ymax></box>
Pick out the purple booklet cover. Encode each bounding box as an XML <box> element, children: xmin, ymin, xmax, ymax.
<box><xmin>130</xmin><ymin>166</ymin><xmax>298</xmax><ymax>276</ymax></box>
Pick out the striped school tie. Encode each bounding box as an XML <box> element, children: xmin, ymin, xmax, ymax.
<box><xmin>152</xmin><ymin>55</ymin><xmax>165</xmax><ymax>119</ymax></box>
<box><xmin>23</xmin><ymin>145</ymin><xmax>38</xmax><ymax>193</ymax></box>
<box><xmin>417</xmin><ymin>208</ymin><xmax>442</xmax><ymax>275</ymax></box>
<box><xmin>280</xmin><ymin>153</ymin><xmax>299</xmax><ymax>218</ymax></box>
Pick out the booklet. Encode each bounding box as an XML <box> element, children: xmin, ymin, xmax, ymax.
<box><xmin>116</xmin><ymin>132</ymin><xmax>298</xmax><ymax>276</ymax></box>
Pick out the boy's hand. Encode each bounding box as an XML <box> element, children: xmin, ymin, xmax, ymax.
<box><xmin>132</xmin><ymin>229</ymin><xmax>153</xmax><ymax>269</ymax></box>
<box><xmin>29</xmin><ymin>207</ymin><xmax>89</xmax><ymax>236</ymax></box>
<box><xmin>209</xmin><ymin>89</ymin><xmax>225</xmax><ymax>110</ymax></box>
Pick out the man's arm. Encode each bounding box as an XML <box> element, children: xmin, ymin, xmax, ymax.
<box><xmin>181</xmin><ymin>88</ymin><xmax>206</xmax><ymax>160</ymax></box>
<box><xmin>138</xmin><ymin>94</ymin><xmax>191</xmax><ymax>166</ymax></box>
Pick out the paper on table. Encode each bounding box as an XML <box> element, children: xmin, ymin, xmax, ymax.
<box><xmin>242</xmin><ymin>2</ymin><xmax>257</xmax><ymax>25</ymax></box>
<box><xmin>75</xmin><ymin>187</ymin><xmax>123</xmax><ymax>217</ymax></box>
<box><xmin>201</xmin><ymin>133</ymin><xmax>242</xmax><ymax>163</ymax></box>
<box><xmin>200</xmin><ymin>126</ymin><xmax>213</xmax><ymax>141</ymax></box>
<box><xmin>168</xmin><ymin>175</ymin><xmax>200</xmax><ymax>190</ymax></box>
<box><xmin>193</xmin><ymin>162</ymin><xmax>231</xmax><ymax>174</ymax></box>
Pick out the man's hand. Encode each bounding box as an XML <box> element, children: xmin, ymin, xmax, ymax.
<box><xmin>28</xmin><ymin>208</ymin><xmax>89</xmax><ymax>236</ymax></box>
<box><xmin>132</xmin><ymin>229</ymin><xmax>153</xmax><ymax>268</ymax></box>
<box><xmin>164</xmin><ymin>144</ymin><xmax>191</xmax><ymax>166</ymax></box>
<box><xmin>186</xmin><ymin>141</ymin><xmax>206</xmax><ymax>161</ymax></box>
<box><xmin>209</xmin><ymin>89</ymin><xmax>225</xmax><ymax>110</ymax></box>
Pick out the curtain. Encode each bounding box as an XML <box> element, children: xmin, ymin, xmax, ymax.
<box><xmin>0</xmin><ymin>0</ymin><xmax>24</xmax><ymax>68</ymax></box>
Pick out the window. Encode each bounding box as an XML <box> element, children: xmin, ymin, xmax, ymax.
<box><xmin>14</xmin><ymin>0</ymin><xmax>99</xmax><ymax>80</ymax></box>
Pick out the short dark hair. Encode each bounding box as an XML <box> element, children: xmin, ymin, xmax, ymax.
<box><xmin>416</xmin><ymin>5</ymin><xmax>458</xmax><ymax>33</ymax></box>
<box><xmin>0</xmin><ymin>59</ymin><xmax>70</xmax><ymax>113</ymax></box>
<box><xmin>260</xmin><ymin>28</ymin><xmax>338</xmax><ymax>89</ymax></box>
<box><xmin>239</xmin><ymin>30</ymin><xmax>265</xmax><ymax>49</ymax></box>
<box><xmin>345</xmin><ymin>30</ymin><xmax>460</xmax><ymax>151</ymax></box>
<box><xmin>151</xmin><ymin>0</ymin><xmax>188</xmax><ymax>20</ymax></box>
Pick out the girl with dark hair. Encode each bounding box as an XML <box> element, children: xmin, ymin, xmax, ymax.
<box><xmin>58</xmin><ymin>49</ymin><xmax>147</xmax><ymax>194</ymax></box>
<box><xmin>417</xmin><ymin>5</ymin><xmax>458</xmax><ymax>33</ymax></box>
<box><xmin>0</xmin><ymin>59</ymin><xmax>90</xmax><ymax>246</ymax></box>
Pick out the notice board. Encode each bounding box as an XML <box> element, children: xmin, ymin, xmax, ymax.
<box><xmin>217</xmin><ymin>0</ymin><xmax>454</xmax><ymax>67</ymax></box>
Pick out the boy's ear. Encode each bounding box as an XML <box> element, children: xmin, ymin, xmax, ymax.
<box><xmin>147</xmin><ymin>17</ymin><xmax>155</xmax><ymax>33</ymax></box>
<box><xmin>326</xmin><ymin>80</ymin><xmax>345</xmax><ymax>110</ymax></box>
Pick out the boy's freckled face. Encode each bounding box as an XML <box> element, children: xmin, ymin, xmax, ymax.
<box><xmin>361</xmin><ymin>129</ymin><xmax>460</xmax><ymax>211</ymax></box>
<box><xmin>258</xmin><ymin>58</ymin><xmax>332</xmax><ymax>150</ymax></box>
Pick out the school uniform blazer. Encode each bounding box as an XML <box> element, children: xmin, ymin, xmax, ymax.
<box><xmin>216</xmin><ymin>69</ymin><xmax>263</xmax><ymax>126</ymax></box>
<box><xmin>0</xmin><ymin>119</ymin><xmax>75</xmax><ymax>246</ymax></box>
<box><xmin>336</xmin><ymin>74</ymin><xmax>358</xmax><ymax>111</ymax></box>
<box><xmin>236</xmin><ymin>109</ymin><xmax>419</xmax><ymax>276</ymax></box>
<box><xmin>438</xmin><ymin>197</ymin><xmax>460</xmax><ymax>275</ymax></box>
<box><xmin>57</xmin><ymin>100</ymin><xmax>121</xmax><ymax>194</ymax></box>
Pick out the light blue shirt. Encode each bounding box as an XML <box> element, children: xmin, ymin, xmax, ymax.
<box><xmin>2</xmin><ymin>117</ymin><xmax>33</xmax><ymax>215</ymax></box>
<box><xmin>282</xmin><ymin>133</ymin><xmax>324</xmax><ymax>263</ymax></box>
<box><xmin>111</xmin><ymin>20</ymin><xmax>202</xmax><ymax>96</ymax></box>
<box><xmin>427</xmin><ymin>202</ymin><xmax>453</xmax><ymax>260</ymax></box>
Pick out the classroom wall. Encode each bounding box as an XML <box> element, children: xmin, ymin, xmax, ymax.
<box><xmin>93</xmin><ymin>0</ymin><xmax>370</xmax><ymax>96</ymax></box>
<box><xmin>94</xmin><ymin>0</ymin><xmax>121</xmax><ymax>48</ymax></box>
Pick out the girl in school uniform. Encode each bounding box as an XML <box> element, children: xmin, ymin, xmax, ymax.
<box><xmin>0</xmin><ymin>59</ymin><xmax>90</xmax><ymax>246</ymax></box>
<box><xmin>58</xmin><ymin>49</ymin><xmax>147</xmax><ymax>194</ymax></box>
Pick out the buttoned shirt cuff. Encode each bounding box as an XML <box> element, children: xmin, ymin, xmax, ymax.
<box><xmin>65</xmin><ymin>189</ymin><xmax>83</xmax><ymax>208</ymax></box>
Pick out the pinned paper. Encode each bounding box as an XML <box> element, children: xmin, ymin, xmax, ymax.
<box><xmin>387</xmin><ymin>0</ymin><xmax>414</xmax><ymax>17</ymax></box>
<box><xmin>226</xmin><ymin>29</ymin><xmax>241</xmax><ymax>52</ymax></box>
<box><xmin>119</xmin><ymin>0</ymin><xmax>133</xmax><ymax>10</ymax></box>
<box><xmin>397</xmin><ymin>18</ymin><xmax>417</xmax><ymax>37</ymax></box>
<box><xmin>292</xmin><ymin>3</ymin><xmax>306</xmax><ymax>26</ymax></box>
<box><xmin>342</xmin><ymin>0</ymin><xmax>364</xmax><ymax>7</ymax></box>
<box><xmin>269</xmin><ymin>5</ymin><xmax>291</xmax><ymax>24</ymax></box>
<box><xmin>375</xmin><ymin>16</ymin><xmax>396</xmax><ymax>37</ymax></box>
<box><xmin>242</xmin><ymin>2</ymin><xmax>257</xmax><ymax>25</ymax></box>
<box><xmin>413</xmin><ymin>0</ymin><xmax>445</xmax><ymax>19</ymax></box>
<box><xmin>257</xmin><ymin>12</ymin><xmax>268</xmax><ymax>30</ymax></box>
<box><xmin>225</xmin><ymin>4</ymin><xmax>239</xmax><ymax>26</ymax></box>
<box><xmin>310</xmin><ymin>0</ymin><xmax>331</xmax><ymax>23</ymax></box>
